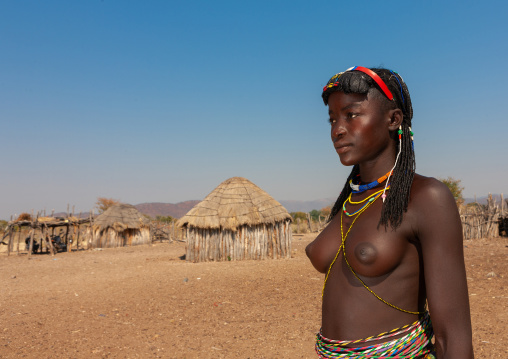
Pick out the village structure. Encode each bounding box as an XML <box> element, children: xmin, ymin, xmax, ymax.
<box><xmin>0</xmin><ymin>214</ymin><xmax>90</xmax><ymax>257</ymax></box>
<box><xmin>1</xmin><ymin>186</ymin><xmax>506</xmax><ymax>258</ymax></box>
<box><xmin>86</xmin><ymin>203</ymin><xmax>151</xmax><ymax>248</ymax></box>
<box><xmin>177</xmin><ymin>177</ymin><xmax>293</xmax><ymax>262</ymax></box>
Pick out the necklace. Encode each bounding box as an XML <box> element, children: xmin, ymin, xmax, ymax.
<box><xmin>321</xmin><ymin>192</ymin><xmax>382</xmax><ymax>298</ymax></box>
<box><xmin>349</xmin><ymin>170</ymin><xmax>393</xmax><ymax>193</ymax></box>
<box><xmin>342</xmin><ymin>187</ymin><xmax>389</xmax><ymax>217</ymax></box>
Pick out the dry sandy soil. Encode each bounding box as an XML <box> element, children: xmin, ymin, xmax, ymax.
<box><xmin>0</xmin><ymin>234</ymin><xmax>507</xmax><ymax>358</ymax></box>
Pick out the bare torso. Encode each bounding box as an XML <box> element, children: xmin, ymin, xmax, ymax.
<box><xmin>307</xmin><ymin>174</ymin><xmax>430</xmax><ymax>341</ymax></box>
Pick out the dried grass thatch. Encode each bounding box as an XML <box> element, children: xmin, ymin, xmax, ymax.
<box><xmin>37</xmin><ymin>217</ymin><xmax>54</xmax><ymax>223</ymax></box>
<box><xmin>86</xmin><ymin>204</ymin><xmax>151</xmax><ymax>249</ymax></box>
<box><xmin>93</xmin><ymin>204</ymin><xmax>150</xmax><ymax>231</ymax></box>
<box><xmin>178</xmin><ymin>177</ymin><xmax>292</xmax><ymax>262</ymax></box>
<box><xmin>177</xmin><ymin>177</ymin><xmax>292</xmax><ymax>231</ymax></box>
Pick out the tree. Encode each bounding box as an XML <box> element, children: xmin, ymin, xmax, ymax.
<box><xmin>95</xmin><ymin>197</ymin><xmax>121</xmax><ymax>214</ymax></box>
<box><xmin>320</xmin><ymin>206</ymin><xmax>332</xmax><ymax>219</ymax></box>
<box><xmin>290</xmin><ymin>212</ymin><xmax>307</xmax><ymax>221</ymax></box>
<box><xmin>155</xmin><ymin>215</ymin><xmax>174</xmax><ymax>223</ymax></box>
<box><xmin>310</xmin><ymin>209</ymin><xmax>324</xmax><ymax>221</ymax></box>
<box><xmin>439</xmin><ymin>177</ymin><xmax>464</xmax><ymax>206</ymax></box>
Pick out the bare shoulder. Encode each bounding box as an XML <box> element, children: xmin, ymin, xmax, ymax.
<box><xmin>410</xmin><ymin>174</ymin><xmax>456</xmax><ymax>207</ymax></box>
<box><xmin>408</xmin><ymin>174</ymin><xmax>462</xmax><ymax>242</ymax></box>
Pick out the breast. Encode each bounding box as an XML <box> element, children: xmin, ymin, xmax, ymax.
<box><xmin>343</xmin><ymin>231</ymin><xmax>409</xmax><ymax>278</ymax></box>
<box><xmin>305</xmin><ymin>222</ymin><xmax>343</xmax><ymax>274</ymax></box>
<box><xmin>354</xmin><ymin>242</ymin><xmax>378</xmax><ymax>265</ymax></box>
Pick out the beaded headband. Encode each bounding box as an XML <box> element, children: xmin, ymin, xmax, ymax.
<box><xmin>323</xmin><ymin>66</ymin><xmax>394</xmax><ymax>101</ymax></box>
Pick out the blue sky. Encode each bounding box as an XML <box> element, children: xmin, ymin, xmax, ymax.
<box><xmin>1</xmin><ymin>0</ymin><xmax>507</xmax><ymax>220</ymax></box>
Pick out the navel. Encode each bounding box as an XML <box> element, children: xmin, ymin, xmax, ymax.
<box><xmin>354</xmin><ymin>242</ymin><xmax>378</xmax><ymax>265</ymax></box>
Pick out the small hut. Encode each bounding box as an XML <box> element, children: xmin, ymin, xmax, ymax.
<box><xmin>88</xmin><ymin>204</ymin><xmax>150</xmax><ymax>248</ymax></box>
<box><xmin>178</xmin><ymin>177</ymin><xmax>292</xmax><ymax>262</ymax></box>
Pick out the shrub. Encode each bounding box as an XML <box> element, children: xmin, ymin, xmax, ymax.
<box><xmin>16</xmin><ymin>213</ymin><xmax>32</xmax><ymax>221</ymax></box>
<box><xmin>439</xmin><ymin>177</ymin><xmax>464</xmax><ymax>206</ymax></box>
<box><xmin>290</xmin><ymin>212</ymin><xmax>307</xmax><ymax>221</ymax></box>
<box><xmin>95</xmin><ymin>197</ymin><xmax>121</xmax><ymax>214</ymax></box>
<box><xmin>155</xmin><ymin>215</ymin><xmax>174</xmax><ymax>223</ymax></box>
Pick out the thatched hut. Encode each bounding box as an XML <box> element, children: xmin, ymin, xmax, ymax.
<box><xmin>88</xmin><ymin>204</ymin><xmax>150</xmax><ymax>248</ymax></box>
<box><xmin>178</xmin><ymin>177</ymin><xmax>292</xmax><ymax>262</ymax></box>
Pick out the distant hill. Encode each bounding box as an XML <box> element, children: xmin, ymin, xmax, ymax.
<box><xmin>134</xmin><ymin>200</ymin><xmax>200</xmax><ymax>219</ymax></box>
<box><xmin>278</xmin><ymin>198</ymin><xmax>335</xmax><ymax>213</ymax></box>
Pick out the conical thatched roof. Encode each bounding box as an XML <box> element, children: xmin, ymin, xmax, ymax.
<box><xmin>177</xmin><ymin>177</ymin><xmax>292</xmax><ymax>230</ymax></box>
<box><xmin>94</xmin><ymin>204</ymin><xmax>150</xmax><ymax>232</ymax></box>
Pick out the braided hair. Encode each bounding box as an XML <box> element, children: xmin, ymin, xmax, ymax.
<box><xmin>322</xmin><ymin>68</ymin><xmax>415</xmax><ymax>229</ymax></box>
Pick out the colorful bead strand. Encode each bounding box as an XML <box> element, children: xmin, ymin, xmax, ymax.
<box><xmin>342</xmin><ymin>188</ymin><xmax>389</xmax><ymax>217</ymax></box>
<box><xmin>316</xmin><ymin>311</ymin><xmax>435</xmax><ymax>358</ymax></box>
<box><xmin>349</xmin><ymin>170</ymin><xmax>393</xmax><ymax>193</ymax></box>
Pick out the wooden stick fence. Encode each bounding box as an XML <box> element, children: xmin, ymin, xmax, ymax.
<box><xmin>150</xmin><ymin>221</ymin><xmax>184</xmax><ymax>243</ymax></box>
<box><xmin>292</xmin><ymin>213</ymin><xmax>328</xmax><ymax>234</ymax></box>
<box><xmin>460</xmin><ymin>193</ymin><xmax>504</xmax><ymax>240</ymax></box>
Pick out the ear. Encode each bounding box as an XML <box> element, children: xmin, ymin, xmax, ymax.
<box><xmin>387</xmin><ymin>108</ymin><xmax>403</xmax><ymax>131</ymax></box>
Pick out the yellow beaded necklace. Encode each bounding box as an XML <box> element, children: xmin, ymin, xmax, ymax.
<box><xmin>342</xmin><ymin>187</ymin><xmax>389</xmax><ymax>217</ymax></box>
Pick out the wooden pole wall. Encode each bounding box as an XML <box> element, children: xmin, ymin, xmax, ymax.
<box><xmin>460</xmin><ymin>195</ymin><xmax>502</xmax><ymax>240</ymax></box>
<box><xmin>185</xmin><ymin>220</ymin><xmax>292</xmax><ymax>263</ymax></box>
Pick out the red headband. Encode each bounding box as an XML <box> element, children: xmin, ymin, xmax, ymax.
<box><xmin>323</xmin><ymin>66</ymin><xmax>394</xmax><ymax>101</ymax></box>
<box><xmin>350</xmin><ymin>66</ymin><xmax>393</xmax><ymax>101</ymax></box>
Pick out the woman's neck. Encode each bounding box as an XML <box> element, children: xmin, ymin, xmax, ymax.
<box><xmin>358</xmin><ymin>157</ymin><xmax>396</xmax><ymax>183</ymax></box>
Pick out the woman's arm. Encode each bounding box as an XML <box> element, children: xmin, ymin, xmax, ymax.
<box><xmin>413</xmin><ymin>177</ymin><xmax>474</xmax><ymax>358</ymax></box>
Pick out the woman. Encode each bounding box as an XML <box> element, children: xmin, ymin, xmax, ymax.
<box><xmin>306</xmin><ymin>67</ymin><xmax>473</xmax><ymax>358</ymax></box>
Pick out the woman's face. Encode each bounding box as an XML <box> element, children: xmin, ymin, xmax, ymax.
<box><xmin>328</xmin><ymin>91</ymin><xmax>393</xmax><ymax>167</ymax></box>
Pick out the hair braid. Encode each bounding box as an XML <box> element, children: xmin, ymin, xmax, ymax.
<box><xmin>379</xmin><ymin>123</ymin><xmax>415</xmax><ymax>228</ymax></box>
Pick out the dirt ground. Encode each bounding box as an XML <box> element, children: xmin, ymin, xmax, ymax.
<box><xmin>0</xmin><ymin>234</ymin><xmax>506</xmax><ymax>358</ymax></box>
